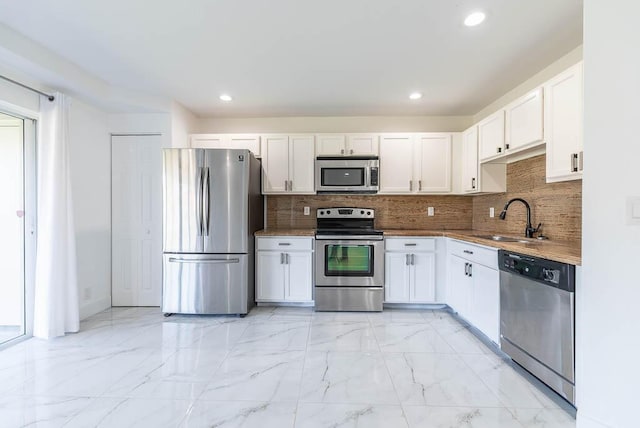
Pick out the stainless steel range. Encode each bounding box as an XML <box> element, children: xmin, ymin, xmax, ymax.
<box><xmin>314</xmin><ymin>208</ymin><xmax>384</xmax><ymax>311</ymax></box>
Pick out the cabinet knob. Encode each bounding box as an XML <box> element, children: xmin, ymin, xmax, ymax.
<box><xmin>350</xmin><ymin>149</ymin><xmax>354</xmax><ymax>154</ymax></box>
<box><xmin>341</xmin><ymin>149</ymin><xmax>345</xmax><ymax>155</ymax></box>
<box><xmin>471</xmin><ymin>178</ymin><xmax>476</xmax><ymax>189</ymax></box>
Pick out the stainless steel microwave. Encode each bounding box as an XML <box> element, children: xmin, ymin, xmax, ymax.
<box><xmin>315</xmin><ymin>156</ymin><xmax>379</xmax><ymax>194</ymax></box>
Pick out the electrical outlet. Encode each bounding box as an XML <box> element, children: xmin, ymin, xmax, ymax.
<box><xmin>489</xmin><ymin>207</ymin><xmax>495</xmax><ymax>218</ymax></box>
<box><xmin>427</xmin><ymin>207</ymin><xmax>435</xmax><ymax>216</ymax></box>
<box><xmin>303</xmin><ymin>206</ymin><xmax>310</xmax><ymax>216</ymax></box>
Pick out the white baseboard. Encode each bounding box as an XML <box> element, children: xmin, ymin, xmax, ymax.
<box><xmin>79</xmin><ymin>296</ymin><xmax>111</xmax><ymax>320</ymax></box>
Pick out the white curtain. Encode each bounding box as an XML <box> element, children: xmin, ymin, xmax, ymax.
<box><xmin>33</xmin><ymin>93</ymin><xmax>79</xmax><ymax>339</ymax></box>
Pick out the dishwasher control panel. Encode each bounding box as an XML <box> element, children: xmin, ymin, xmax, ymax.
<box><xmin>498</xmin><ymin>250</ymin><xmax>575</xmax><ymax>292</ymax></box>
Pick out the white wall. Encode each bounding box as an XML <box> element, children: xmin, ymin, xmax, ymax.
<box><xmin>196</xmin><ymin>115</ymin><xmax>472</xmax><ymax>134</ymax></box>
<box><xmin>68</xmin><ymin>99</ymin><xmax>112</xmax><ymax>319</ymax></box>
<box><xmin>171</xmin><ymin>102</ymin><xmax>198</xmax><ymax>148</ymax></box>
<box><xmin>578</xmin><ymin>2</ymin><xmax>640</xmax><ymax>428</ymax></box>
<box><xmin>109</xmin><ymin>113</ymin><xmax>172</xmax><ymax>147</ymax></box>
<box><xmin>474</xmin><ymin>46</ymin><xmax>583</xmax><ymax>124</ymax></box>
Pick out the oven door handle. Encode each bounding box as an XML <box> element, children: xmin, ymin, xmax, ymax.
<box><xmin>315</xmin><ymin>235</ymin><xmax>383</xmax><ymax>241</ymax></box>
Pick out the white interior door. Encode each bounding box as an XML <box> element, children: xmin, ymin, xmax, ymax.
<box><xmin>112</xmin><ymin>135</ymin><xmax>163</xmax><ymax>306</ymax></box>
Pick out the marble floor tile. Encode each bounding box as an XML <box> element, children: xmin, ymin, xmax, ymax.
<box><xmin>0</xmin><ymin>307</ymin><xmax>575</xmax><ymax>427</ymax></box>
<box><xmin>373</xmin><ymin>323</ymin><xmax>455</xmax><ymax>353</ymax></box>
<box><xmin>460</xmin><ymin>353</ymin><xmax>561</xmax><ymax>409</ymax></box>
<box><xmin>299</xmin><ymin>351</ymin><xmax>399</xmax><ymax>404</ymax></box>
<box><xmin>200</xmin><ymin>349</ymin><xmax>304</xmax><ymax>402</ymax></box>
<box><xmin>403</xmin><ymin>405</ymin><xmax>524</xmax><ymax>428</ymax></box>
<box><xmin>508</xmin><ymin>408</ymin><xmax>576</xmax><ymax>428</ymax></box>
<box><xmin>181</xmin><ymin>401</ymin><xmax>297</xmax><ymax>428</ymax></box>
<box><xmin>308</xmin><ymin>321</ymin><xmax>379</xmax><ymax>352</ymax></box>
<box><xmin>295</xmin><ymin>403</ymin><xmax>409</xmax><ymax>428</ymax></box>
<box><xmin>385</xmin><ymin>352</ymin><xmax>503</xmax><ymax>407</ymax></box>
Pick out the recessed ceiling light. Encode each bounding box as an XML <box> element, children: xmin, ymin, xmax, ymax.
<box><xmin>409</xmin><ymin>92</ymin><xmax>423</xmax><ymax>100</ymax></box>
<box><xmin>219</xmin><ymin>94</ymin><xmax>233</xmax><ymax>102</ymax></box>
<box><xmin>464</xmin><ymin>11</ymin><xmax>486</xmax><ymax>27</ymax></box>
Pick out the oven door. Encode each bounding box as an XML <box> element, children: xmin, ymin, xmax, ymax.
<box><xmin>315</xmin><ymin>239</ymin><xmax>384</xmax><ymax>287</ymax></box>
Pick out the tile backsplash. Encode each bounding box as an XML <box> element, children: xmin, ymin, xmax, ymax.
<box><xmin>266</xmin><ymin>154</ymin><xmax>582</xmax><ymax>243</ymax></box>
<box><xmin>472</xmin><ymin>154</ymin><xmax>582</xmax><ymax>242</ymax></box>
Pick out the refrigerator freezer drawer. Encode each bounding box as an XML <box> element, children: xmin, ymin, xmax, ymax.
<box><xmin>163</xmin><ymin>253</ymin><xmax>249</xmax><ymax>315</ymax></box>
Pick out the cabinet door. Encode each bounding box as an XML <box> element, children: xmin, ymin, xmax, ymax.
<box><xmin>410</xmin><ymin>252</ymin><xmax>436</xmax><ymax>303</ymax></box>
<box><xmin>545</xmin><ymin>62</ymin><xmax>583</xmax><ymax>183</ymax></box>
<box><xmin>228</xmin><ymin>134</ymin><xmax>261</xmax><ymax>157</ymax></box>
<box><xmin>505</xmin><ymin>88</ymin><xmax>544</xmax><ymax>152</ymax></box>
<box><xmin>379</xmin><ymin>135</ymin><xmax>414</xmax><ymax>193</ymax></box>
<box><xmin>316</xmin><ymin>135</ymin><xmax>346</xmax><ymax>156</ymax></box>
<box><xmin>469</xmin><ymin>263</ymin><xmax>500</xmax><ymax>344</ymax></box>
<box><xmin>462</xmin><ymin>127</ymin><xmax>479</xmax><ymax>193</ymax></box>
<box><xmin>190</xmin><ymin>135</ymin><xmax>226</xmax><ymax>149</ymax></box>
<box><xmin>447</xmin><ymin>255</ymin><xmax>471</xmax><ymax>318</ymax></box>
<box><xmin>478</xmin><ymin>111</ymin><xmax>506</xmax><ymax>161</ymax></box>
<box><xmin>256</xmin><ymin>251</ymin><xmax>286</xmax><ymax>301</ymax></box>
<box><xmin>347</xmin><ymin>134</ymin><xmax>379</xmax><ymax>155</ymax></box>
<box><xmin>289</xmin><ymin>135</ymin><xmax>315</xmax><ymax>194</ymax></box>
<box><xmin>262</xmin><ymin>136</ymin><xmax>290</xmax><ymax>193</ymax></box>
<box><xmin>384</xmin><ymin>252</ymin><xmax>410</xmax><ymax>302</ymax></box>
<box><xmin>286</xmin><ymin>252</ymin><xmax>313</xmax><ymax>302</ymax></box>
<box><xmin>416</xmin><ymin>134</ymin><xmax>452</xmax><ymax>193</ymax></box>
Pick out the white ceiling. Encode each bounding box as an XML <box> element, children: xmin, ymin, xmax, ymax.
<box><xmin>0</xmin><ymin>0</ymin><xmax>583</xmax><ymax>117</ymax></box>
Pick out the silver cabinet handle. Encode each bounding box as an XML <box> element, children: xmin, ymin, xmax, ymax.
<box><xmin>350</xmin><ymin>149</ymin><xmax>354</xmax><ymax>155</ymax></box>
<box><xmin>578</xmin><ymin>151</ymin><xmax>584</xmax><ymax>171</ymax></box>
<box><xmin>280</xmin><ymin>253</ymin><xmax>284</xmax><ymax>264</ymax></box>
<box><xmin>471</xmin><ymin>177</ymin><xmax>476</xmax><ymax>189</ymax></box>
<box><xmin>411</xmin><ymin>254</ymin><xmax>415</xmax><ymax>265</ymax></box>
<box><xmin>406</xmin><ymin>254</ymin><xmax>411</xmax><ymax>266</ymax></box>
<box><xmin>341</xmin><ymin>149</ymin><xmax>345</xmax><ymax>155</ymax></box>
<box><xmin>404</xmin><ymin>243</ymin><xmax>417</xmax><ymax>247</ymax></box>
<box><xmin>284</xmin><ymin>180</ymin><xmax>288</xmax><ymax>191</ymax></box>
<box><xmin>463</xmin><ymin>249</ymin><xmax>473</xmax><ymax>255</ymax></box>
<box><xmin>418</xmin><ymin>180</ymin><xmax>422</xmax><ymax>191</ymax></box>
<box><xmin>278</xmin><ymin>242</ymin><xmax>291</xmax><ymax>246</ymax></box>
<box><xmin>571</xmin><ymin>153</ymin><xmax>579</xmax><ymax>172</ymax></box>
<box><xmin>497</xmin><ymin>147</ymin><xmax>502</xmax><ymax>153</ymax></box>
<box><xmin>409</xmin><ymin>180</ymin><xmax>413</xmax><ymax>191</ymax></box>
<box><xmin>464</xmin><ymin>262</ymin><xmax>469</xmax><ymax>276</ymax></box>
<box><xmin>285</xmin><ymin>253</ymin><xmax>289</xmax><ymax>264</ymax></box>
<box><xmin>505</xmin><ymin>143</ymin><xmax>510</xmax><ymax>150</ymax></box>
<box><xmin>169</xmin><ymin>258</ymin><xmax>240</xmax><ymax>264</ymax></box>
<box><xmin>289</xmin><ymin>180</ymin><xmax>293</xmax><ymax>191</ymax></box>
<box><xmin>468</xmin><ymin>263</ymin><xmax>473</xmax><ymax>277</ymax></box>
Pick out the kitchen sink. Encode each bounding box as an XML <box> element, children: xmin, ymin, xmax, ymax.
<box><xmin>475</xmin><ymin>235</ymin><xmax>533</xmax><ymax>244</ymax></box>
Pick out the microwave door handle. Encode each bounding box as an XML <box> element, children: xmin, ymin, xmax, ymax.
<box><xmin>365</xmin><ymin>166</ymin><xmax>371</xmax><ymax>188</ymax></box>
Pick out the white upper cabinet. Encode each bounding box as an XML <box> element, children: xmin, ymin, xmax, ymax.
<box><xmin>190</xmin><ymin>134</ymin><xmax>261</xmax><ymax>157</ymax></box>
<box><xmin>316</xmin><ymin>134</ymin><xmax>379</xmax><ymax>156</ymax></box>
<box><xmin>379</xmin><ymin>134</ymin><xmax>414</xmax><ymax>193</ymax></box>
<box><xmin>478</xmin><ymin>110</ymin><xmax>506</xmax><ymax>161</ymax></box>
<box><xmin>262</xmin><ymin>135</ymin><xmax>315</xmax><ymax>194</ymax></box>
<box><xmin>415</xmin><ymin>133</ymin><xmax>452</xmax><ymax>193</ymax></box>
<box><xmin>462</xmin><ymin>126</ymin><xmax>479</xmax><ymax>193</ymax></box>
<box><xmin>505</xmin><ymin>87</ymin><xmax>544</xmax><ymax>153</ymax></box>
<box><xmin>545</xmin><ymin>61</ymin><xmax>584</xmax><ymax>183</ymax></box>
<box><xmin>379</xmin><ymin>133</ymin><xmax>452</xmax><ymax>194</ymax></box>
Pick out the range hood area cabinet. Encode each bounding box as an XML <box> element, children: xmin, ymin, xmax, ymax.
<box><xmin>378</xmin><ymin>133</ymin><xmax>453</xmax><ymax>194</ymax></box>
<box><xmin>315</xmin><ymin>133</ymin><xmax>379</xmax><ymax>156</ymax></box>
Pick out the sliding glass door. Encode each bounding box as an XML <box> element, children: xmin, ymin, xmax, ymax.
<box><xmin>0</xmin><ymin>111</ymin><xmax>35</xmax><ymax>345</ymax></box>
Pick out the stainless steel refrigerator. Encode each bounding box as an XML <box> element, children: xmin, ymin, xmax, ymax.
<box><xmin>162</xmin><ymin>149</ymin><xmax>263</xmax><ymax>315</ymax></box>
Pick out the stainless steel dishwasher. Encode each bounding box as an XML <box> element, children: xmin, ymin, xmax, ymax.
<box><xmin>498</xmin><ymin>250</ymin><xmax>576</xmax><ymax>405</ymax></box>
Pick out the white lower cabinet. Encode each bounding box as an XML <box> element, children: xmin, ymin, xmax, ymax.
<box><xmin>256</xmin><ymin>237</ymin><xmax>314</xmax><ymax>303</ymax></box>
<box><xmin>384</xmin><ymin>238</ymin><xmax>436</xmax><ymax>303</ymax></box>
<box><xmin>446</xmin><ymin>239</ymin><xmax>500</xmax><ymax>344</ymax></box>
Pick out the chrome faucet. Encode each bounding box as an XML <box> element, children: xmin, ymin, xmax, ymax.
<box><xmin>499</xmin><ymin>198</ymin><xmax>541</xmax><ymax>238</ymax></box>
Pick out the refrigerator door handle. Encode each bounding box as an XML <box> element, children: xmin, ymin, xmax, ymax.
<box><xmin>196</xmin><ymin>167</ymin><xmax>204</xmax><ymax>236</ymax></box>
<box><xmin>168</xmin><ymin>257</ymin><xmax>240</xmax><ymax>264</ymax></box>
<box><xmin>203</xmin><ymin>167</ymin><xmax>210</xmax><ymax>236</ymax></box>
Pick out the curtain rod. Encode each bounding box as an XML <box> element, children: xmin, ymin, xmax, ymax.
<box><xmin>0</xmin><ymin>74</ymin><xmax>55</xmax><ymax>101</ymax></box>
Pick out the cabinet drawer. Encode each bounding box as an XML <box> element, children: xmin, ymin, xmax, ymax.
<box><xmin>447</xmin><ymin>239</ymin><xmax>497</xmax><ymax>268</ymax></box>
<box><xmin>256</xmin><ymin>237</ymin><xmax>314</xmax><ymax>251</ymax></box>
<box><xmin>385</xmin><ymin>237</ymin><xmax>436</xmax><ymax>252</ymax></box>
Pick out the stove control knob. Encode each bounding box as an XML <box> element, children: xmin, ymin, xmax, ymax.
<box><xmin>319</xmin><ymin>211</ymin><xmax>324</xmax><ymax>215</ymax></box>
<box><xmin>326</xmin><ymin>210</ymin><xmax>331</xmax><ymax>215</ymax></box>
<box><xmin>367</xmin><ymin>211</ymin><xmax>372</xmax><ymax>216</ymax></box>
<box><xmin>360</xmin><ymin>210</ymin><xmax>364</xmax><ymax>214</ymax></box>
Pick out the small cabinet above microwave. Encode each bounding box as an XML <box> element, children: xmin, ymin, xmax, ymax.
<box><xmin>315</xmin><ymin>156</ymin><xmax>379</xmax><ymax>194</ymax></box>
<box><xmin>316</xmin><ymin>134</ymin><xmax>379</xmax><ymax>157</ymax></box>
